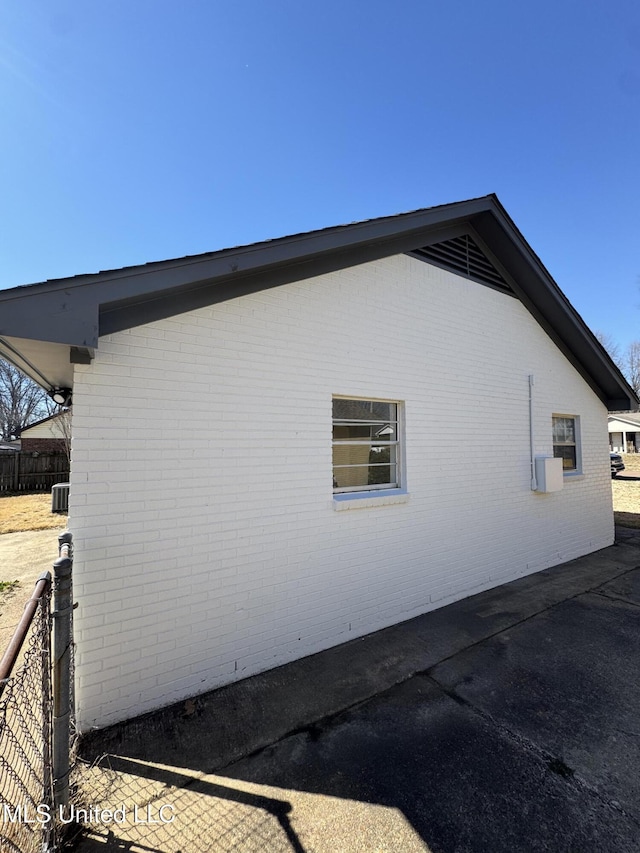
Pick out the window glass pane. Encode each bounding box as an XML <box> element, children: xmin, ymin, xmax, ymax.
<box><xmin>332</xmin><ymin>464</ymin><xmax>397</xmax><ymax>490</ymax></box>
<box><xmin>332</xmin><ymin>397</ymin><xmax>400</xmax><ymax>492</ymax></box>
<box><xmin>333</xmin><ymin>399</ymin><xmax>396</xmax><ymax>423</ymax></box>
<box><xmin>554</xmin><ymin>445</ymin><xmax>577</xmax><ymax>470</ymax></box>
<box><xmin>333</xmin><ymin>466</ymin><xmax>369</xmax><ymax>489</ymax></box>
<box><xmin>369</xmin><ymin>444</ymin><xmax>395</xmax><ymax>464</ymax></box>
<box><xmin>552</xmin><ymin>417</ymin><xmax>575</xmax><ymax>443</ymax></box>
<box><xmin>367</xmin><ymin>463</ymin><xmax>396</xmax><ymax>486</ymax></box>
<box><xmin>333</xmin><ymin>445</ymin><xmax>396</xmax><ymax>467</ymax></box>
<box><xmin>333</xmin><ymin>443</ymin><xmax>372</xmax><ymax>468</ymax></box>
<box><xmin>333</xmin><ymin>423</ymin><xmax>397</xmax><ymax>442</ymax></box>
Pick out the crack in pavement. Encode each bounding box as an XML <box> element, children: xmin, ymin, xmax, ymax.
<box><xmin>425</xmin><ymin>672</ymin><xmax>640</xmax><ymax>832</ymax></box>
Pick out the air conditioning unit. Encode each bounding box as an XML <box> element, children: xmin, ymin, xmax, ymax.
<box><xmin>52</xmin><ymin>483</ymin><xmax>70</xmax><ymax>513</ymax></box>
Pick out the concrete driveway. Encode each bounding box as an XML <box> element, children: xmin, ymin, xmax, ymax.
<box><xmin>74</xmin><ymin>528</ymin><xmax>640</xmax><ymax>852</ymax></box>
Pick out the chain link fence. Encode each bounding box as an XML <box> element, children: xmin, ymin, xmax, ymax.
<box><xmin>0</xmin><ymin>532</ymin><xmax>75</xmax><ymax>853</ymax></box>
<box><xmin>0</xmin><ymin>576</ymin><xmax>54</xmax><ymax>853</ymax></box>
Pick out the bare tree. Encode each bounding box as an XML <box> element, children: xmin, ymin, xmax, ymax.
<box><xmin>625</xmin><ymin>341</ymin><xmax>640</xmax><ymax>399</ymax></box>
<box><xmin>595</xmin><ymin>334</ymin><xmax>640</xmax><ymax>404</ymax></box>
<box><xmin>57</xmin><ymin>408</ymin><xmax>73</xmax><ymax>464</ymax></box>
<box><xmin>0</xmin><ymin>360</ymin><xmax>56</xmax><ymax>440</ymax></box>
<box><xmin>594</xmin><ymin>330</ymin><xmax>623</xmax><ymax>369</ymax></box>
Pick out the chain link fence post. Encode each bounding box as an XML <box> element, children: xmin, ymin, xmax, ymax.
<box><xmin>41</xmin><ymin>574</ymin><xmax>54</xmax><ymax>853</ymax></box>
<box><xmin>52</xmin><ymin>532</ymin><xmax>73</xmax><ymax>816</ymax></box>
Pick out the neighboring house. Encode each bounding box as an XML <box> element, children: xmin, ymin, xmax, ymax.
<box><xmin>608</xmin><ymin>412</ymin><xmax>640</xmax><ymax>453</ymax></box>
<box><xmin>0</xmin><ymin>442</ymin><xmax>19</xmax><ymax>453</ymax></box>
<box><xmin>19</xmin><ymin>411</ymin><xmax>69</xmax><ymax>453</ymax></box>
<box><xmin>0</xmin><ymin>194</ymin><xmax>635</xmax><ymax>731</ymax></box>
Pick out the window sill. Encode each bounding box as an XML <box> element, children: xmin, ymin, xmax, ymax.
<box><xmin>563</xmin><ymin>471</ymin><xmax>584</xmax><ymax>480</ymax></box>
<box><xmin>333</xmin><ymin>490</ymin><xmax>410</xmax><ymax>511</ymax></box>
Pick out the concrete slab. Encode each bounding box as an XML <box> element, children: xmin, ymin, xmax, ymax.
<box><xmin>74</xmin><ymin>754</ymin><xmax>428</xmax><ymax>853</ymax></box>
<box><xmin>595</xmin><ymin>565</ymin><xmax>640</xmax><ymax>606</ymax></box>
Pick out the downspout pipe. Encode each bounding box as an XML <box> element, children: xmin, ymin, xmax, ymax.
<box><xmin>529</xmin><ymin>374</ymin><xmax>537</xmax><ymax>491</ymax></box>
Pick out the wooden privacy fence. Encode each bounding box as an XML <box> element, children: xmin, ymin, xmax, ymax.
<box><xmin>0</xmin><ymin>453</ymin><xmax>69</xmax><ymax>493</ymax></box>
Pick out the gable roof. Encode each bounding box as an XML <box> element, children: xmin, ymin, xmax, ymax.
<box><xmin>608</xmin><ymin>412</ymin><xmax>640</xmax><ymax>428</ymax></box>
<box><xmin>0</xmin><ymin>193</ymin><xmax>636</xmax><ymax>410</ymax></box>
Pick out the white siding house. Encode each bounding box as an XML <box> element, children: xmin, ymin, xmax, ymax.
<box><xmin>608</xmin><ymin>413</ymin><xmax>640</xmax><ymax>453</ymax></box>
<box><xmin>0</xmin><ymin>195</ymin><xmax>635</xmax><ymax>730</ymax></box>
<box><xmin>20</xmin><ymin>412</ymin><xmax>67</xmax><ymax>441</ymax></box>
<box><xmin>19</xmin><ymin>411</ymin><xmax>69</xmax><ymax>453</ymax></box>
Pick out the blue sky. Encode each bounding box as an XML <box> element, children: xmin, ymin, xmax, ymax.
<box><xmin>1</xmin><ymin>1</ymin><xmax>639</xmax><ymax>351</ymax></box>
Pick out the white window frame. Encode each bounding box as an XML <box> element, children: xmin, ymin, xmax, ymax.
<box><xmin>332</xmin><ymin>396</ymin><xmax>403</xmax><ymax>494</ymax></box>
<box><xmin>552</xmin><ymin>414</ymin><xmax>582</xmax><ymax>474</ymax></box>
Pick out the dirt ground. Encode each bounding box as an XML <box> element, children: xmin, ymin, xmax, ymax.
<box><xmin>0</xmin><ymin>528</ymin><xmax>66</xmax><ymax>654</ymax></box>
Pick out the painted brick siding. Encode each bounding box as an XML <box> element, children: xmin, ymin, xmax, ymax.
<box><xmin>69</xmin><ymin>254</ymin><xmax>613</xmax><ymax>729</ymax></box>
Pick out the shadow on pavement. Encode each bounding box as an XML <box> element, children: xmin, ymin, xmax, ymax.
<box><xmin>72</xmin><ymin>756</ymin><xmax>306</xmax><ymax>853</ymax></box>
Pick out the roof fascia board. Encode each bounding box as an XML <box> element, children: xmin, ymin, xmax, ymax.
<box><xmin>0</xmin><ymin>198</ymin><xmax>493</xmax><ymax>347</ymax></box>
<box><xmin>469</xmin><ymin>210</ymin><xmax>637</xmax><ymax>409</ymax></box>
<box><xmin>0</xmin><ymin>291</ymin><xmax>99</xmax><ymax>348</ymax></box>
<box><xmin>100</xmin><ymin>221</ymin><xmax>476</xmax><ymax>335</ymax></box>
<box><xmin>608</xmin><ymin>398</ymin><xmax>637</xmax><ymax>411</ymax></box>
<box><xmin>0</xmin><ymin>192</ymin><xmax>635</xmax><ymax>410</ymax></box>
<box><xmin>70</xmin><ymin>346</ymin><xmax>94</xmax><ymax>365</ymax></box>
<box><xmin>608</xmin><ymin>416</ymin><xmax>640</xmax><ymax>427</ymax></box>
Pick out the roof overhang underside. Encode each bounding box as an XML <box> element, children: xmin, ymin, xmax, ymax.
<box><xmin>0</xmin><ymin>195</ymin><xmax>635</xmax><ymax>410</ymax></box>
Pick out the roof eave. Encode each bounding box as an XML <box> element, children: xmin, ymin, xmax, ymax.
<box><xmin>0</xmin><ymin>197</ymin><xmax>494</xmax><ymax>348</ymax></box>
<box><xmin>0</xmin><ymin>193</ymin><xmax>635</xmax><ymax>410</ymax></box>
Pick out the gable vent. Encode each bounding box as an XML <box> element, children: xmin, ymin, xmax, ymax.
<box><xmin>412</xmin><ymin>234</ymin><xmax>513</xmax><ymax>294</ymax></box>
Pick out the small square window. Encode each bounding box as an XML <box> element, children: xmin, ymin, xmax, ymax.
<box><xmin>552</xmin><ymin>415</ymin><xmax>581</xmax><ymax>472</ymax></box>
<box><xmin>333</xmin><ymin>398</ymin><xmax>401</xmax><ymax>493</ymax></box>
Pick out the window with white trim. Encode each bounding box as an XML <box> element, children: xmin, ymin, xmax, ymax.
<box><xmin>552</xmin><ymin>415</ymin><xmax>581</xmax><ymax>472</ymax></box>
<box><xmin>332</xmin><ymin>398</ymin><xmax>401</xmax><ymax>493</ymax></box>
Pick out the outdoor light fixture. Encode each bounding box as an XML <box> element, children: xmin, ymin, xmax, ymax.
<box><xmin>49</xmin><ymin>387</ymin><xmax>73</xmax><ymax>407</ymax></box>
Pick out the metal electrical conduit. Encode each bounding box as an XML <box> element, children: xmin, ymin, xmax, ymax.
<box><xmin>529</xmin><ymin>374</ymin><xmax>537</xmax><ymax>491</ymax></box>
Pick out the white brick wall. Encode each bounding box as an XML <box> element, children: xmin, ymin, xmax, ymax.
<box><xmin>70</xmin><ymin>254</ymin><xmax>613</xmax><ymax>728</ymax></box>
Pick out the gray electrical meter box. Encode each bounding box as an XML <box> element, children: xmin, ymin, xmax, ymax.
<box><xmin>534</xmin><ymin>456</ymin><xmax>564</xmax><ymax>492</ymax></box>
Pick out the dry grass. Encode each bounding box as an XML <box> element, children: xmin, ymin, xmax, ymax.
<box><xmin>613</xmin><ymin>454</ymin><xmax>640</xmax><ymax>528</ymax></box>
<box><xmin>618</xmin><ymin>453</ymin><xmax>640</xmax><ymax>473</ymax></box>
<box><xmin>0</xmin><ymin>493</ymin><xmax>68</xmax><ymax>535</ymax></box>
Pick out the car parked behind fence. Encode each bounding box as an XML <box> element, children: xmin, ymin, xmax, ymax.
<box><xmin>611</xmin><ymin>453</ymin><xmax>625</xmax><ymax>477</ymax></box>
